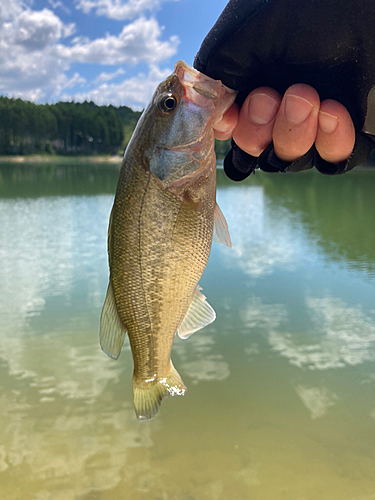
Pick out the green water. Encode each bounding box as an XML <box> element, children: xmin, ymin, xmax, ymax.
<box><xmin>1</xmin><ymin>162</ymin><xmax>375</xmax><ymax>499</ymax></box>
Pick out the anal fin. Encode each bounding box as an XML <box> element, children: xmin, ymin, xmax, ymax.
<box><xmin>177</xmin><ymin>285</ymin><xmax>216</xmax><ymax>340</ymax></box>
<box><xmin>100</xmin><ymin>282</ymin><xmax>127</xmax><ymax>359</ymax></box>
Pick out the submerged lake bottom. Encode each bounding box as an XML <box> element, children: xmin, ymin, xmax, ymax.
<box><xmin>1</xmin><ymin>162</ymin><xmax>375</xmax><ymax>499</ymax></box>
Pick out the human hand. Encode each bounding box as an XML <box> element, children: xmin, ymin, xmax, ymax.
<box><xmin>214</xmin><ymin>83</ymin><xmax>355</xmax><ymax>168</ymax></box>
<box><xmin>195</xmin><ymin>0</ymin><xmax>375</xmax><ymax>180</ymax></box>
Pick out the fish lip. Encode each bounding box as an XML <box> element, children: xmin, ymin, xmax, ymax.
<box><xmin>174</xmin><ymin>60</ymin><xmax>237</xmax><ymax>99</ymax></box>
<box><xmin>174</xmin><ymin>60</ymin><xmax>219</xmax><ymax>93</ymax></box>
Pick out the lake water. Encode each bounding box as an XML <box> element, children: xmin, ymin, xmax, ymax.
<box><xmin>1</xmin><ymin>162</ymin><xmax>375</xmax><ymax>499</ymax></box>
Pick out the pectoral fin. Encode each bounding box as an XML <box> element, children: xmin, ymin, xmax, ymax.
<box><xmin>213</xmin><ymin>203</ymin><xmax>231</xmax><ymax>248</ymax></box>
<box><xmin>177</xmin><ymin>286</ymin><xmax>216</xmax><ymax>339</ymax></box>
<box><xmin>100</xmin><ymin>282</ymin><xmax>127</xmax><ymax>359</ymax></box>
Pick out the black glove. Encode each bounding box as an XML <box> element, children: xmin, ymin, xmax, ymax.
<box><xmin>194</xmin><ymin>0</ymin><xmax>375</xmax><ymax>180</ymax></box>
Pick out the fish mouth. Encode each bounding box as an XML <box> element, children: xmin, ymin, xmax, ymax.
<box><xmin>174</xmin><ymin>60</ymin><xmax>236</xmax><ymax>107</ymax></box>
<box><xmin>175</xmin><ymin>61</ymin><xmax>219</xmax><ymax>98</ymax></box>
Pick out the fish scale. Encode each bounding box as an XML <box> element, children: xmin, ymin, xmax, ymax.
<box><xmin>137</xmin><ymin>173</ymin><xmax>211</xmax><ymax>376</ymax></box>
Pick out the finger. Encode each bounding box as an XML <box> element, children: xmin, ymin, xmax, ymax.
<box><xmin>232</xmin><ymin>87</ymin><xmax>281</xmax><ymax>156</ymax></box>
<box><xmin>214</xmin><ymin>102</ymin><xmax>239</xmax><ymax>140</ymax></box>
<box><xmin>316</xmin><ymin>100</ymin><xmax>355</xmax><ymax>163</ymax></box>
<box><xmin>273</xmin><ymin>84</ymin><xmax>320</xmax><ymax>162</ymax></box>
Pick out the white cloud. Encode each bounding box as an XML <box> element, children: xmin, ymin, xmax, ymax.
<box><xmin>48</xmin><ymin>0</ymin><xmax>71</xmax><ymax>14</ymax></box>
<box><xmin>0</xmin><ymin>3</ymin><xmax>178</xmax><ymax>104</ymax></box>
<box><xmin>216</xmin><ymin>186</ymin><xmax>318</xmax><ymax>279</ymax></box>
<box><xmin>67</xmin><ymin>64</ymin><xmax>171</xmax><ymax>109</ymax></box>
<box><xmin>182</xmin><ymin>355</ymin><xmax>230</xmax><ymax>385</ymax></box>
<box><xmin>75</xmin><ymin>0</ymin><xmax>178</xmax><ymax>21</ymax></box>
<box><xmin>256</xmin><ymin>295</ymin><xmax>375</xmax><ymax>370</ymax></box>
<box><xmin>0</xmin><ymin>194</ymin><xmax>116</xmax><ymax>400</ymax></box>
<box><xmin>55</xmin><ymin>17</ymin><xmax>178</xmax><ymax>66</ymax></box>
<box><xmin>173</xmin><ymin>334</ymin><xmax>231</xmax><ymax>386</ymax></box>
<box><xmin>242</xmin><ymin>296</ymin><xmax>288</xmax><ymax>331</ymax></box>
<box><xmin>0</xmin><ymin>377</ymin><xmax>156</xmax><ymax>497</ymax></box>
<box><xmin>295</xmin><ymin>385</ymin><xmax>338</xmax><ymax>419</ymax></box>
<box><xmin>94</xmin><ymin>67</ymin><xmax>125</xmax><ymax>83</ymax></box>
<box><xmin>12</xmin><ymin>9</ymin><xmax>69</xmax><ymax>49</ymax></box>
<box><xmin>307</xmin><ymin>297</ymin><xmax>375</xmax><ymax>367</ymax></box>
<box><xmin>0</xmin><ymin>6</ymin><xmax>76</xmax><ymax>100</ymax></box>
<box><xmin>60</xmin><ymin>72</ymin><xmax>87</xmax><ymax>91</ymax></box>
<box><xmin>0</xmin><ymin>0</ymin><xmax>25</xmax><ymax>22</ymax></box>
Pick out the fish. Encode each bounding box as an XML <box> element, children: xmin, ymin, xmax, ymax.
<box><xmin>100</xmin><ymin>60</ymin><xmax>237</xmax><ymax>421</ymax></box>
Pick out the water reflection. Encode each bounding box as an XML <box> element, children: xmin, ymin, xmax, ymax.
<box><xmin>0</xmin><ymin>390</ymin><xmax>155</xmax><ymax>498</ymax></box>
<box><xmin>258</xmin><ymin>296</ymin><xmax>375</xmax><ymax>370</ymax></box>
<box><xmin>295</xmin><ymin>385</ymin><xmax>339</xmax><ymax>419</ymax></box>
<box><xmin>228</xmin><ymin>168</ymin><xmax>375</xmax><ymax>275</ymax></box>
<box><xmin>1</xmin><ymin>164</ymin><xmax>375</xmax><ymax>499</ymax></box>
<box><xmin>176</xmin><ymin>335</ymin><xmax>231</xmax><ymax>385</ymax></box>
<box><xmin>217</xmin><ymin>168</ymin><xmax>375</xmax><ymax>275</ymax></box>
<box><xmin>0</xmin><ymin>162</ymin><xmax>120</xmax><ymax>198</ymax></box>
<box><xmin>216</xmin><ymin>183</ymin><xmax>316</xmax><ymax>278</ymax></box>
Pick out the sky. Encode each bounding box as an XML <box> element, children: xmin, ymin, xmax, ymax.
<box><xmin>0</xmin><ymin>0</ymin><xmax>229</xmax><ymax>109</ymax></box>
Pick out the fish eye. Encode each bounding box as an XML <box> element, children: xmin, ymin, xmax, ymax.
<box><xmin>159</xmin><ymin>93</ymin><xmax>178</xmax><ymax>114</ymax></box>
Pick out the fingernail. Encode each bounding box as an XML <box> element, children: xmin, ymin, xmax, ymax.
<box><xmin>248</xmin><ymin>93</ymin><xmax>279</xmax><ymax>125</ymax></box>
<box><xmin>213</xmin><ymin>121</ymin><xmax>232</xmax><ymax>133</ymax></box>
<box><xmin>285</xmin><ymin>94</ymin><xmax>313</xmax><ymax>124</ymax></box>
<box><xmin>319</xmin><ymin>111</ymin><xmax>338</xmax><ymax>133</ymax></box>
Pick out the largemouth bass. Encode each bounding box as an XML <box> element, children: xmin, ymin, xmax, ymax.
<box><xmin>100</xmin><ymin>61</ymin><xmax>236</xmax><ymax>421</ymax></box>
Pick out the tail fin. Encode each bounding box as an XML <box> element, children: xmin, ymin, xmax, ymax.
<box><xmin>133</xmin><ymin>362</ymin><xmax>186</xmax><ymax>421</ymax></box>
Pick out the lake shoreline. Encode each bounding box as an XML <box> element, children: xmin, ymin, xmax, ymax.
<box><xmin>0</xmin><ymin>154</ymin><xmax>373</xmax><ymax>171</ymax></box>
<box><xmin>0</xmin><ymin>154</ymin><xmax>123</xmax><ymax>164</ymax></box>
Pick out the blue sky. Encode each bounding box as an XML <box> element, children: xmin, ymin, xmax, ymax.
<box><xmin>0</xmin><ymin>0</ymin><xmax>229</xmax><ymax>109</ymax></box>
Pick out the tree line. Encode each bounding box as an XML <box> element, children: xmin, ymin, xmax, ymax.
<box><xmin>0</xmin><ymin>96</ymin><xmax>141</xmax><ymax>156</ymax></box>
<box><xmin>0</xmin><ymin>96</ymin><xmax>230</xmax><ymax>157</ymax></box>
